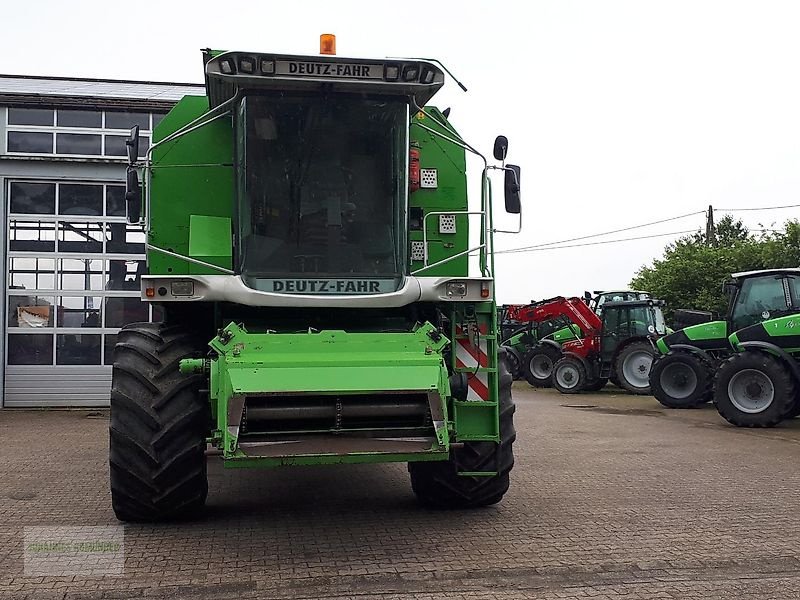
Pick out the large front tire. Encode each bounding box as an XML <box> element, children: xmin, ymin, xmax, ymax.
<box><xmin>552</xmin><ymin>356</ymin><xmax>587</xmax><ymax>394</ymax></box>
<box><xmin>713</xmin><ymin>351</ymin><xmax>796</xmax><ymax>428</ymax></box>
<box><xmin>615</xmin><ymin>341</ymin><xmax>655</xmax><ymax>395</ymax></box>
<box><xmin>521</xmin><ymin>344</ymin><xmax>561</xmax><ymax>388</ymax></box>
<box><xmin>650</xmin><ymin>352</ymin><xmax>713</xmax><ymax>408</ymax></box>
<box><xmin>109</xmin><ymin>322</ymin><xmax>209</xmax><ymax>522</ymax></box>
<box><xmin>409</xmin><ymin>349</ymin><xmax>516</xmax><ymax>508</ymax></box>
<box><xmin>502</xmin><ymin>345</ymin><xmax>523</xmax><ymax>380</ymax></box>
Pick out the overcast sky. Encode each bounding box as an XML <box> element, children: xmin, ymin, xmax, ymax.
<box><xmin>3</xmin><ymin>0</ymin><xmax>800</xmax><ymax>302</ymax></box>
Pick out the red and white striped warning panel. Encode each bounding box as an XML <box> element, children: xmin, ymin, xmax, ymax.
<box><xmin>454</xmin><ymin>325</ymin><xmax>490</xmax><ymax>401</ymax></box>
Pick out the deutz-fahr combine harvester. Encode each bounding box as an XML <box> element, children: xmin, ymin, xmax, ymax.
<box><xmin>110</xmin><ymin>41</ymin><xmax>523</xmax><ymax>521</ymax></box>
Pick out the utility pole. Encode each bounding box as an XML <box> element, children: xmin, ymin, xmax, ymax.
<box><xmin>705</xmin><ymin>204</ymin><xmax>715</xmax><ymax>246</ymax></box>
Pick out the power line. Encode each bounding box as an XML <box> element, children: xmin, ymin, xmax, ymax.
<box><xmin>496</xmin><ymin>226</ymin><xmax>782</xmax><ymax>256</ymax></box>
<box><xmin>717</xmin><ymin>203</ymin><xmax>800</xmax><ymax>212</ymax></box>
<box><xmin>496</xmin><ymin>203</ymin><xmax>798</xmax><ymax>256</ymax></box>
<box><xmin>496</xmin><ymin>229</ymin><xmax>699</xmax><ymax>254</ymax></box>
<box><xmin>495</xmin><ymin>210</ymin><xmax>705</xmax><ymax>254</ymax></box>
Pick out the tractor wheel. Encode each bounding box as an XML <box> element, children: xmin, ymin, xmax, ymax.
<box><xmin>552</xmin><ymin>356</ymin><xmax>587</xmax><ymax>394</ymax></box>
<box><xmin>614</xmin><ymin>341</ymin><xmax>655</xmax><ymax>395</ymax></box>
<box><xmin>786</xmin><ymin>397</ymin><xmax>800</xmax><ymax>419</ymax></box>
<box><xmin>650</xmin><ymin>352</ymin><xmax>713</xmax><ymax>408</ymax></box>
<box><xmin>409</xmin><ymin>349</ymin><xmax>516</xmax><ymax>508</ymax></box>
<box><xmin>713</xmin><ymin>351</ymin><xmax>796</xmax><ymax>428</ymax></box>
<box><xmin>109</xmin><ymin>322</ymin><xmax>209</xmax><ymax>522</ymax></box>
<box><xmin>521</xmin><ymin>344</ymin><xmax>561</xmax><ymax>388</ymax></box>
<box><xmin>502</xmin><ymin>345</ymin><xmax>522</xmax><ymax>380</ymax></box>
<box><xmin>584</xmin><ymin>377</ymin><xmax>609</xmax><ymax>392</ymax></box>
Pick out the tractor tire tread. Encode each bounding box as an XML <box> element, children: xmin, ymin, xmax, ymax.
<box><xmin>109</xmin><ymin>321</ymin><xmax>209</xmax><ymax>522</ymax></box>
<box><xmin>713</xmin><ymin>351</ymin><xmax>796</xmax><ymax>428</ymax></box>
<box><xmin>409</xmin><ymin>349</ymin><xmax>515</xmax><ymax>508</ymax></box>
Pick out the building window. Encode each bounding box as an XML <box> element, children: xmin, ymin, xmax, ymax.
<box><xmin>8</xmin><ymin>108</ymin><xmax>54</xmax><ymax>126</ymax></box>
<box><xmin>7</xmin><ymin>131</ymin><xmax>54</xmax><ymax>154</ymax></box>
<box><xmin>5</xmin><ymin>179</ymin><xmax>161</xmax><ymax>367</ymax></box>
<box><xmin>56</xmin><ymin>133</ymin><xmax>102</xmax><ymax>156</ymax></box>
<box><xmin>4</xmin><ymin>108</ymin><xmax>165</xmax><ymax>159</ymax></box>
<box><xmin>57</xmin><ymin>110</ymin><xmax>102</xmax><ymax>128</ymax></box>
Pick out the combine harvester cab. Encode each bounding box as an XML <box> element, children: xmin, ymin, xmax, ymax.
<box><xmin>109</xmin><ymin>39</ymin><xmax>523</xmax><ymax>521</ymax></box>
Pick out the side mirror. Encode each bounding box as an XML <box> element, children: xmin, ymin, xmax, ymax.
<box><xmin>722</xmin><ymin>281</ymin><xmax>737</xmax><ymax>295</ymax></box>
<box><xmin>584</xmin><ymin>291</ymin><xmax>592</xmax><ymax>303</ymax></box>
<box><xmin>493</xmin><ymin>135</ymin><xmax>508</xmax><ymax>161</ymax></box>
<box><xmin>125</xmin><ymin>167</ymin><xmax>142</xmax><ymax>225</ymax></box>
<box><xmin>125</xmin><ymin>125</ymin><xmax>140</xmax><ymax>165</ymax></box>
<box><xmin>504</xmin><ymin>164</ymin><xmax>521</xmax><ymax>214</ymax></box>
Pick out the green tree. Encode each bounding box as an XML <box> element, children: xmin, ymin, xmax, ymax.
<box><xmin>630</xmin><ymin>217</ymin><xmax>800</xmax><ymax>320</ymax></box>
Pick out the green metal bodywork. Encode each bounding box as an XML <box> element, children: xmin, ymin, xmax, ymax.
<box><xmin>730</xmin><ymin>314</ymin><xmax>800</xmax><ymax>353</ymax></box>
<box><xmin>408</xmin><ymin>109</ymin><xmax>469</xmax><ymax>277</ymax></box>
<box><xmin>141</xmin><ymin>51</ymin><xmax>503</xmax><ymax>470</ymax></box>
<box><xmin>684</xmin><ymin>321</ymin><xmax>727</xmax><ymax>341</ymax></box>
<box><xmin>656</xmin><ymin>320</ymin><xmax>729</xmax><ymax>355</ymax></box>
<box><xmin>149</xmin><ymin>96</ymin><xmax>234</xmax><ymax>275</ymax></box>
<box><xmin>180</xmin><ymin>321</ymin><xmax>454</xmax><ymax>467</ymax></box>
<box><xmin>503</xmin><ymin>324</ymin><xmax>580</xmax><ymax>357</ymax></box>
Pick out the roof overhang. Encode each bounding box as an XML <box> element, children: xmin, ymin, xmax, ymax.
<box><xmin>203</xmin><ymin>51</ymin><xmax>445</xmax><ymax>109</ymax></box>
<box><xmin>602</xmin><ymin>299</ymin><xmax>665</xmax><ymax>308</ymax></box>
<box><xmin>731</xmin><ymin>268</ymin><xmax>800</xmax><ymax>279</ymax></box>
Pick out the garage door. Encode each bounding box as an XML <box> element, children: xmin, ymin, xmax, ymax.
<box><xmin>4</xmin><ymin>179</ymin><xmax>161</xmax><ymax>406</ymax></box>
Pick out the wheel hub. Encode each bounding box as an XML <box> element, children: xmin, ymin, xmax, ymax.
<box><xmin>622</xmin><ymin>351</ymin><xmax>653</xmax><ymax>389</ymax></box>
<box><xmin>660</xmin><ymin>362</ymin><xmax>698</xmax><ymax>399</ymax></box>
<box><xmin>530</xmin><ymin>355</ymin><xmax>553</xmax><ymax>379</ymax></box>
<box><xmin>556</xmin><ymin>364</ymin><xmax>580</xmax><ymax>389</ymax></box>
<box><xmin>728</xmin><ymin>369</ymin><xmax>775</xmax><ymax>414</ymax></box>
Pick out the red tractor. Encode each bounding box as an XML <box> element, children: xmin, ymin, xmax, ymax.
<box><xmin>552</xmin><ymin>299</ymin><xmax>668</xmax><ymax>394</ymax></box>
<box><xmin>510</xmin><ymin>297</ymin><xmax>596</xmax><ymax>387</ymax></box>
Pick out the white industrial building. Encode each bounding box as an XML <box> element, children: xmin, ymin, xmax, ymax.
<box><xmin>0</xmin><ymin>74</ymin><xmax>203</xmax><ymax>407</ymax></box>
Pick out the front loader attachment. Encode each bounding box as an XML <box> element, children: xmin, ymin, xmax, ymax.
<box><xmin>181</xmin><ymin>322</ymin><xmax>452</xmax><ymax>467</ymax></box>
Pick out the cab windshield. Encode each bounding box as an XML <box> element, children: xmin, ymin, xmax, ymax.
<box><xmin>235</xmin><ymin>93</ymin><xmax>408</xmax><ymax>290</ymax></box>
<box><xmin>602</xmin><ymin>305</ymin><xmax>666</xmax><ymax>337</ymax></box>
<box><xmin>731</xmin><ymin>276</ymin><xmax>793</xmax><ymax>330</ymax></box>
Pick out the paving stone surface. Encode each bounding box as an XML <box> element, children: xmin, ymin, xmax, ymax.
<box><xmin>1</xmin><ymin>384</ymin><xmax>799</xmax><ymax>599</ymax></box>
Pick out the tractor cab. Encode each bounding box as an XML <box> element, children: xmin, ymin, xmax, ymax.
<box><xmin>725</xmin><ymin>268</ymin><xmax>800</xmax><ymax>331</ymax></box>
<box><xmin>597</xmin><ymin>299</ymin><xmax>666</xmax><ymax>379</ymax></box>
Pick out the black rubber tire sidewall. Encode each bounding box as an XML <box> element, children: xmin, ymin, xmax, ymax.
<box><xmin>109</xmin><ymin>322</ymin><xmax>208</xmax><ymax>522</ymax></box>
<box><xmin>552</xmin><ymin>356</ymin><xmax>587</xmax><ymax>394</ymax></box>
<box><xmin>650</xmin><ymin>352</ymin><xmax>713</xmax><ymax>408</ymax></box>
<box><xmin>408</xmin><ymin>348</ymin><xmax>516</xmax><ymax>509</ymax></box>
<box><xmin>521</xmin><ymin>344</ymin><xmax>562</xmax><ymax>388</ymax></box>
<box><xmin>713</xmin><ymin>351</ymin><xmax>796</xmax><ymax>427</ymax></box>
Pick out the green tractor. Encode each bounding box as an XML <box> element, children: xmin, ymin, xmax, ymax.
<box><xmin>110</xmin><ymin>44</ymin><xmax>522</xmax><ymax>521</ymax></box>
<box><xmin>650</xmin><ymin>269</ymin><xmax>800</xmax><ymax>408</ymax></box>
<box><xmin>501</xmin><ymin>318</ymin><xmax>581</xmax><ymax>382</ymax></box>
<box><xmin>714</xmin><ymin>312</ymin><xmax>800</xmax><ymax>427</ymax></box>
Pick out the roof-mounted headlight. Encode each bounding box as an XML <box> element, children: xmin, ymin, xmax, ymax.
<box><xmin>260</xmin><ymin>59</ymin><xmax>275</xmax><ymax>75</ymax></box>
<box><xmin>238</xmin><ymin>57</ymin><xmax>255</xmax><ymax>74</ymax></box>
<box><xmin>402</xmin><ymin>65</ymin><xmax>419</xmax><ymax>82</ymax></box>
<box><xmin>384</xmin><ymin>63</ymin><xmax>400</xmax><ymax>81</ymax></box>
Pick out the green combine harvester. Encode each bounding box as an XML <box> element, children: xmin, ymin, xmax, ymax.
<box><xmin>110</xmin><ymin>40</ymin><xmax>522</xmax><ymax>521</ymax></box>
<box><xmin>650</xmin><ymin>269</ymin><xmax>800</xmax><ymax>409</ymax></box>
